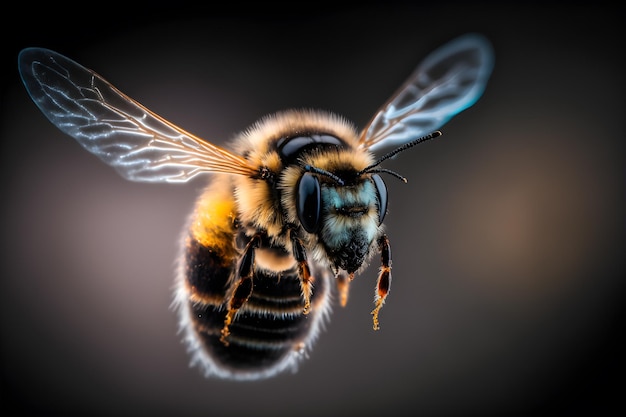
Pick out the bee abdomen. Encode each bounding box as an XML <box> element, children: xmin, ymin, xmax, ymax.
<box><xmin>178</xmin><ymin>236</ymin><xmax>331</xmax><ymax>380</ymax></box>
<box><xmin>191</xmin><ymin>270</ymin><xmax>324</xmax><ymax>367</ymax></box>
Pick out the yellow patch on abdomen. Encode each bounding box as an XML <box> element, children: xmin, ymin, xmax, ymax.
<box><xmin>190</xmin><ymin>177</ymin><xmax>238</xmax><ymax>260</ymax></box>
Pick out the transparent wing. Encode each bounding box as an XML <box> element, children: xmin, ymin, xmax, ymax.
<box><xmin>18</xmin><ymin>48</ymin><xmax>258</xmax><ymax>183</ymax></box>
<box><xmin>359</xmin><ymin>33</ymin><xmax>494</xmax><ymax>151</ymax></box>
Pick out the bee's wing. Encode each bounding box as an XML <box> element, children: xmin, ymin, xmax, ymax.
<box><xmin>359</xmin><ymin>33</ymin><xmax>494</xmax><ymax>151</ymax></box>
<box><xmin>18</xmin><ymin>48</ymin><xmax>258</xmax><ymax>183</ymax></box>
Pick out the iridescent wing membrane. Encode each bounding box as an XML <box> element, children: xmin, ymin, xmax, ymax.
<box><xmin>19</xmin><ymin>34</ymin><xmax>493</xmax><ymax>181</ymax></box>
<box><xmin>359</xmin><ymin>33</ymin><xmax>494</xmax><ymax>151</ymax></box>
<box><xmin>18</xmin><ymin>48</ymin><xmax>257</xmax><ymax>183</ymax></box>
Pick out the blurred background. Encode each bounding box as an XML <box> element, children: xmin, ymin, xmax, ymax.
<box><xmin>1</xmin><ymin>3</ymin><xmax>623</xmax><ymax>416</ymax></box>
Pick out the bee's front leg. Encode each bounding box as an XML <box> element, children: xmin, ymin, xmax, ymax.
<box><xmin>371</xmin><ymin>234</ymin><xmax>391</xmax><ymax>330</ymax></box>
<box><xmin>288</xmin><ymin>228</ymin><xmax>313</xmax><ymax>315</ymax></box>
<box><xmin>220</xmin><ymin>234</ymin><xmax>261</xmax><ymax>345</ymax></box>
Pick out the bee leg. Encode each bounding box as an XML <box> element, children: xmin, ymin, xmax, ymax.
<box><xmin>371</xmin><ymin>234</ymin><xmax>391</xmax><ymax>331</ymax></box>
<box><xmin>289</xmin><ymin>229</ymin><xmax>313</xmax><ymax>315</ymax></box>
<box><xmin>336</xmin><ymin>271</ymin><xmax>354</xmax><ymax>307</ymax></box>
<box><xmin>220</xmin><ymin>234</ymin><xmax>260</xmax><ymax>346</ymax></box>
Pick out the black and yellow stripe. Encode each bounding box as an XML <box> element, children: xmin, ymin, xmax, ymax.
<box><xmin>177</xmin><ymin>179</ymin><xmax>332</xmax><ymax>378</ymax></box>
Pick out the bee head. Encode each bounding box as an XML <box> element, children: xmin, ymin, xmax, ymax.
<box><xmin>294</xmin><ymin>165</ymin><xmax>389</xmax><ymax>273</ymax></box>
<box><xmin>295</xmin><ymin>166</ymin><xmax>388</xmax><ymax>233</ymax></box>
<box><xmin>286</xmin><ymin>130</ymin><xmax>441</xmax><ymax>273</ymax></box>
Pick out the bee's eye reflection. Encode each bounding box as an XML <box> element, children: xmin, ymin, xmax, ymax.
<box><xmin>296</xmin><ymin>172</ymin><xmax>321</xmax><ymax>233</ymax></box>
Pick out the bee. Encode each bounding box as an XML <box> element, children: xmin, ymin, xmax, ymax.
<box><xmin>18</xmin><ymin>33</ymin><xmax>493</xmax><ymax>380</ymax></box>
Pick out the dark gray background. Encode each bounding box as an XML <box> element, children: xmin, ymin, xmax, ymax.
<box><xmin>1</xmin><ymin>3</ymin><xmax>623</xmax><ymax>416</ymax></box>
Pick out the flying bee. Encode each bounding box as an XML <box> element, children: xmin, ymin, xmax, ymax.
<box><xmin>18</xmin><ymin>33</ymin><xmax>493</xmax><ymax>380</ymax></box>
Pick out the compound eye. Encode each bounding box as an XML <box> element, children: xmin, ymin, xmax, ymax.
<box><xmin>371</xmin><ymin>174</ymin><xmax>388</xmax><ymax>224</ymax></box>
<box><xmin>297</xmin><ymin>172</ymin><xmax>321</xmax><ymax>233</ymax></box>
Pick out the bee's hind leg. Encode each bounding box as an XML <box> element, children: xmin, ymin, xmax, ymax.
<box><xmin>220</xmin><ymin>234</ymin><xmax>261</xmax><ymax>345</ymax></box>
<box><xmin>371</xmin><ymin>234</ymin><xmax>391</xmax><ymax>331</ymax></box>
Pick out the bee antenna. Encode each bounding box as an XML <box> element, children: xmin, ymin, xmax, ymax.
<box><xmin>366</xmin><ymin>168</ymin><xmax>408</xmax><ymax>183</ymax></box>
<box><xmin>358</xmin><ymin>130</ymin><xmax>442</xmax><ymax>176</ymax></box>
<box><xmin>303</xmin><ymin>164</ymin><xmax>345</xmax><ymax>186</ymax></box>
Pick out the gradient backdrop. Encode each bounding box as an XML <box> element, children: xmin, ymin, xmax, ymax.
<box><xmin>1</xmin><ymin>4</ymin><xmax>624</xmax><ymax>417</ymax></box>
